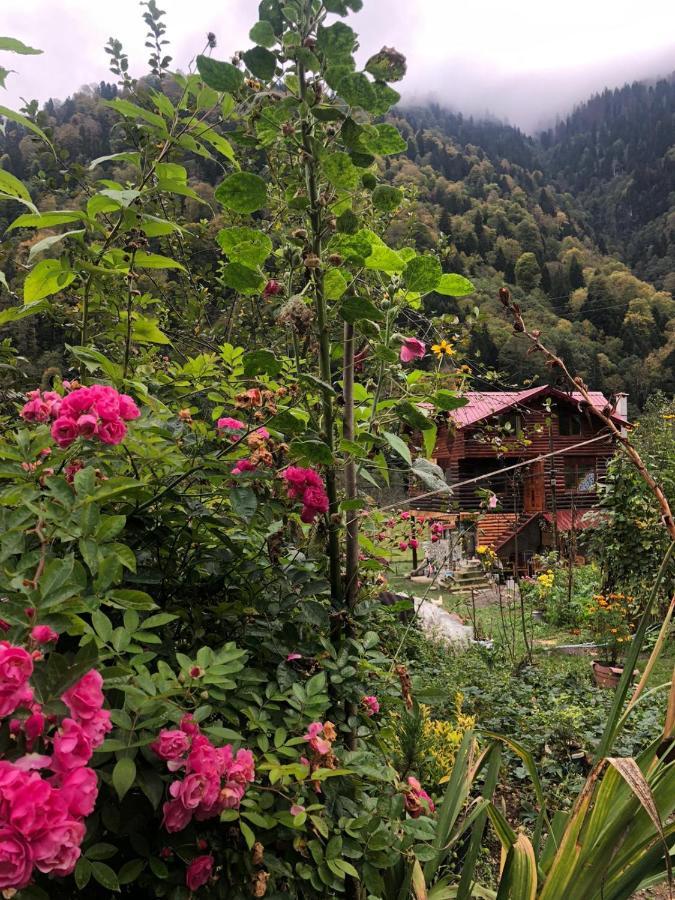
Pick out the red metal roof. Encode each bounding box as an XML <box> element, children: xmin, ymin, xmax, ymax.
<box><xmin>449</xmin><ymin>387</ymin><xmax>628</xmax><ymax>428</ymax></box>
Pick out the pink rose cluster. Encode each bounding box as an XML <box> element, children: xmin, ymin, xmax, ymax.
<box><xmin>152</xmin><ymin>716</ymin><xmax>255</xmax><ymax>835</ymax></box>
<box><xmin>20</xmin><ymin>385</ymin><xmax>140</xmax><ymax>449</ymax></box>
<box><xmin>361</xmin><ymin>695</ymin><xmax>380</xmax><ymax>717</ymax></box>
<box><xmin>404</xmin><ymin>776</ymin><xmax>435</xmax><ymax>819</ymax></box>
<box><xmin>0</xmin><ymin>656</ymin><xmax>110</xmax><ymax>891</ymax></box>
<box><xmin>282</xmin><ymin>466</ymin><xmax>329</xmax><ymax>523</ymax></box>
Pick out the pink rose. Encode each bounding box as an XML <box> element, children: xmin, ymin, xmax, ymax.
<box><xmin>76</xmin><ymin>413</ymin><xmax>99</xmax><ymax>438</ymax></box>
<box><xmin>186</xmin><ymin>736</ymin><xmax>221</xmax><ymax>778</ymax></box>
<box><xmin>151</xmin><ymin>729</ymin><xmax>191</xmax><ymax>762</ymax></box>
<box><xmin>24</xmin><ymin>710</ymin><xmax>45</xmax><ymax>747</ymax></box>
<box><xmin>80</xmin><ymin>708</ymin><xmax>112</xmax><ymax>748</ymax></box>
<box><xmin>404</xmin><ymin>776</ymin><xmax>435</xmax><ymax>818</ymax></box>
<box><xmin>400</xmin><ymin>511</ymin><xmax>411</xmax><ymax>520</ymax></box>
<box><xmin>400</xmin><ymin>337</ymin><xmax>426</xmax><ymax>363</ymax></box>
<box><xmin>0</xmin><ymin>683</ymin><xmax>33</xmax><ymax>719</ymax></box>
<box><xmin>58</xmin><ymin>766</ymin><xmax>99</xmax><ymax>817</ymax></box>
<box><xmin>32</xmin><ymin>818</ymin><xmax>85</xmax><ymax>876</ymax></box>
<box><xmin>3</xmin><ymin>769</ymin><xmax>53</xmax><ymax>838</ymax></box>
<box><xmin>62</xmin><ymin>670</ymin><xmax>104</xmax><ymax>722</ymax></box>
<box><xmin>398</xmin><ymin>541</ymin><xmax>408</xmax><ymax>551</ymax></box>
<box><xmin>51</xmin><ymin>416</ymin><xmax>78</xmax><ymax>448</ymax></box>
<box><xmin>0</xmin><ymin>643</ymin><xmax>34</xmax><ymax>689</ymax></box>
<box><xmin>303</xmin><ymin>722</ymin><xmax>331</xmax><ymax>755</ymax></box>
<box><xmin>232</xmin><ymin>458</ymin><xmax>256</xmax><ymax>476</ymax></box>
<box><xmin>98</xmin><ymin>418</ymin><xmax>127</xmax><ymax>445</ymax></box>
<box><xmin>186</xmin><ymin>854</ymin><xmax>214</xmax><ymax>891</ymax></box>
<box><xmin>60</xmin><ymin>387</ymin><xmax>94</xmax><ymax>417</ymax></box>
<box><xmin>362</xmin><ymin>695</ymin><xmax>380</xmax><ymax>717</ymax></box>
<box><xmin>286</xmin><ymin>652</ymin><xmax>302</xmax><ymax>661</ymax></box>
<box><xmin>31</xmin><ymin>625</ymin><xmax>58</xmax><ymax>645</ymax></box>
<box><xmin>409</xmin><ymin>539</ymin><xmax>419</xmax><ymax>550</ymax></box>
<box><xmin>0</xmin><ymin>825</ymin><xmax>33</xmax><ymax>890</ymax></box>
<box><xmin>162</xmin><ymin>797</ymin><xmax>192</xmax><ymax>833</ymax></box>
<box><xmin>254</xmin><ymin>427</ymin><xmax>270</xmax><ymax>440</ymax></box>
<box><xmin>217</xmin><ymin>417</ymin><xmax>246</xmax><ymax>435</ymax></box>
<box><xmin>118</xmin><ymin>394</ymin><xmax>140</xmax><ymax>421</ymax></box>
<box><xmin>180</xmin><ymin>714</ymin><xmax>200</xmax><ymax>737</ymax></box>
<box><xmin>51</xmin><ymin>719</ymin><xmax>93</xmax><ymax>773</ymax></box>
<box><xmin>20</xmin><ymin>397</ymin><xmax>51</xmax><ymax>423</ymax></box>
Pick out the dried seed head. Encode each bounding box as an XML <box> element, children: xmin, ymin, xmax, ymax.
<box><xmin>276</xmin><ymin>296</ymin><xmax>314</xmax><ymax>334</ymax></box>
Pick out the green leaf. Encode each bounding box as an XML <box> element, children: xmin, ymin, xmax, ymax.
<box><xmin>323</xmin><ymin>151</ymin><xmax>361</xmax><ymax>189</ymax></box>
<box><xmin>28</xmin><ymin>230</ymin><xmax>84</xmax><ymax>262</ymax></box>
<box><xmin>249</xmin><ymin>21</ymin><xmax>277</xmax><ymax>47</ymax></box>
<box><xmin>403</xmin><ymin>256</ymin><xmax>442</xmax><ymax>293</ymax></box>
<box><xmin>382</xmin><ymin>431</ymin><xmax>411</xmax><ymax>466</ymax></box>
<box><xmin>103</xmin><ymin>98</ymin><xmax>166</xmax><ymax>131</ymax></box>
<box><xmin>197</xmin><ymin>55</ymin><xmax>244</xmax><ymax>92</ymax></box>
<box><xmin>0</xmin><ymin>36</ymin><xmax>42</xmax><ymax>55</ymax></box>
<box><xmin>324</xmin><ymin>268</ymin><xmax>348</xmax><ymax>300</ymax></box>
<box><xmin>423</xmin><ymin>423</ymin><xmax>438</xmax><ymax>459</ymax></box>
<box><xmin>360</xmin><ymin>124</ymin><xmax>407</xmax><ymax>156</ymax></box>
<box><xmin>0</xmin><ymin>299</ymin><xmax>47</xmax><ymax>327</ymax></box>
<box><xmin>336</xmin><ymin>72</ymin><xmax>376</xmax><ymax>111</ymax></box>
<box><xmin>192</xmin><ymin>125</ymin><xmax>235</xmax><ymax>161</ymax></box>
<box><xmin>0</xmin><ymin>105</ymin><xmax>53</xmax><ymax>147</ymax></box>
<box><xmin>74</xmin><ymin>858</ymin><xmax>91</xmax><ymax>890</ymax></box>
<box><xmin>340</xmin><ymin>294</ymin><xmax>383</xmax><ymax>324</ymax></box>
<box><xmin>215</xmin><ymin>172</ymin><xmax>267</xmax><ymax>214</ymax></box>
<box><xmin>370</xmin><ymin>81</ymin><xmax>400</xmax><ymax>115</ymax></box>
<box><xmin>365</xmin><ymin>47</ymin><xmax>406</xmax><ymax>82</ymax></box>
<box><xmin>432</xmin><ymin>390</ymin><xmax>470</xmax><ymax>411</ymax></box>
<box><xmin>291</xmin><ymin>440</ymin><xmax>334</xmax><ymax>466</ymax></box>
<box><xmin>217</xmin><ymin>227</ymin><xmax>272</xmax><ymax>268</ymax></box>
<box><xmin>107</xmin><ymin>589</ymin><xmax>157</xmax><ymax>611</ymax></box>
<box><xmin>91</xmin><ymin>861</ymin><xmax>120</xmax><ymax>892</ymax></box>
<box><xmin>0</xmin><ymin>169</ymin><xmax>35</xmax><ymax>210</ymax></box>
<box><xmin>24</xmin><ymin>259</ymin><xmax>76</xmax><ymax>302</ymax></box>
<box><xmin>221</xmin><ymin>262</ymin><xmax>265</xmax><ymax>295</ymax></box>
<box><xmin>435</xmin><ymin>273</ymin><xmax>475</xmax><ymax>297</ymax></box>
<box><xmin>112</xmin><ymin>757</ymin><xmax>136</xmax><ymax>801</ymax></box>
<box><xmin>131</xmin><ymin>315</ymin><xmax>171</xmax><ymax>345</ymax></box>
<box><xmin>230</xmin><ymin>487</ymin><xmax>258</xmax><ymax>521</ymax></box>
<box><xmin>361</xmin><ymin>230</ymin><xmax>404</xmax><ymax>273</ymax></box>
<box><xmin>118</xmin><ymin>859</ymin><xmax>145</xmax><ymax>885</ymax></box>
<box><xmin>240</xmin><ymin>820</ymin><xmax>255</xmax><ymax>850</ymax></box>
<box><xmin>372</xmin><ymin>184</ymin><xmax>403</xmax><ymax>212</ymax></box>
<box><xmin>243</xmin><ymin>46</ymin><xmax>277</xmax><ymax>81</ymax></box>
<box><xmin>8</xmin><ymin>210</ymin><xmax>84</xmax><ymax>231</ymax></box>
<box><xmin>243</xmin><ymin>349</ymin><xmax>282</xmax><ymax>376</ymax></box>
<box><xmin>316</xmin><ymin>22</ymin><xmax>356</xmax><ymax>61</ymax></box>
<box><xmin>131</xmin><ymin>252</ymin><xmax>185</xmax><ymax>271</ymax></box>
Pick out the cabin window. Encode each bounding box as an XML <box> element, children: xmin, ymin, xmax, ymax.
<box><xmin>564</xmin><ymin>458</ymin><xmax>596</xmax><ymax>492</ymax></box>
<box><xmin>559</xmin><ymin>410</ymin><xmax>582</xmax><ymax>435</ymax></box>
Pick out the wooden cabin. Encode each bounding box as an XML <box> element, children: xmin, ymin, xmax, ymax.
<box><xmin>411</xmin><ymin>387</ymin><xmax>628</xmax><ymax>574</ymax></box>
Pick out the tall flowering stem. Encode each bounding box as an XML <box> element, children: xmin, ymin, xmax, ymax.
<box><xmin>298</xmin><ymin>6</ymin><xmax>342</xmax><ymax>606</ymax></box>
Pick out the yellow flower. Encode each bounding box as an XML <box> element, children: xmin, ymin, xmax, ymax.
<box><xmin>662</xmin><ymin>414</ymin><xmax>675</xmax><ymax>420</ymax></box>
<box><xmin>431</xmin><ymin>339</ymin><xmax>454</xmax><ymax>357</ymax></box>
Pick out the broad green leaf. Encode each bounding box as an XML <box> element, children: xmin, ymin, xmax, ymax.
<box><xmin>336</xmin><ymin>72</ymin><xmax>376</xmax><ymax>111</ymax></box>
<box><xmin>24</xmin><ymin>259</ymin><xmax>76</xmax><ymax>302</ymax></box>
<box><xmin>99</xmin><ymin>188</ymin><xmax>141</xmax><ymax>208</ymax></box>
<box><xmin>103</xmin><ymin>98</ymin><xmax>167</xmax><ymax>132</ymax></box>
<box><xmin>327</xmin><ymin>230</ymin><xmax>373</xmax><ymax>265</ymax></box>
<box><xmin>107</xmin><ymin>590</ymin><xmax>157</xmax><ymax>611</ymax></box>
<box><xmin>403</xmin><ymin>255</ymin><xmax>442</xmax><ymax>293</ymax></box>
<box><xmin>362</xmin><ymin>230</ymin><xmax>404</xmax><ymax>273</ymax></box>
<box><xmin>0</xmin><ymin>36</ymin><xmax>42</xmax><ymax>55</ymax></box>
<box><xmin>370</xmin><ymin>81</ymin><xmax>400</xmax><ymax>115</ymax></box>
<box><xmin>435</xmin><ymin>273</ymin><xmax>475</xmax><ymax>297</ymax></box>
<box><xmin>28</xmin><ymin>229</ymin><xmax>84</xmax><ymax>262</ymax></box>
<box><xmin>360</xmin><ymin>123</ymin><xmax>407</xmax><ymax>156</ymax></box>
<box><xmin>215</xmin><ymin>172</ymin><xmax>267</xmax><ymax>214</ymax></box>
<box><xmin>221</xmin><ymin>262</ymin><xmax>265</xmax><ymax>295</ymax></box>
<box><xmin>191</xmin><ymin>125</ymin><xmax>235</xmax><ymax>161</ymax></box>
<box><xmin>323</xmin><ymin>151</ymin><xmax>361</xmax><ymax>189</ymax></box>
<box><xmin>433</xmin><ymin>390</ymin><xmax>470</xmax><ymax>411</ymax></box>
<box><xmin>372</xmin><ymin>184</ymin><xmax>403</xmax><ymax>212</ymax></box>
<box><xmin>0</xmin><ymin>299</ymin><xmax>47</xmax><ymax>326</ymax></box>
<box><xmin>243</xmin><ymin>46</ymin><xmax>277</xmax><ymax>81</ymax></box>
<box><xmin>0</xmin><ymin>106</ymin><xmax>53</xmax><ymax>147</ymax></box>
<box><xmin>249</xmin><ymin>21</ymin><xmax>277</xmax><ymax>48</ymax></box>
<box><xmin>325</xmin><ymin>268</ymin><xmax>348</xmax><ymax>300</ymax></box>
<box><xmin>340</xmin><ymin>294</ymin><xmax>383</xmax><ymax>323</ymax></box>
<box><xmin>217</xmin><ymin>227</ymin><xmax>272</xmax><ymax>267</ymax></box>
<box><xmin>131</xmin><ymin>316</ymin><xmax>171</xmax><ymax>345</ymax></box>
<box><xmin>290</xmin><ymin>440</ymin><xmax>334</xmax><ymax>466</ymax></box>
<box><xmin>423</xmin><ymin>423</ymin><xmax>438</xmax><ymax>459</ymax></box>
<box><xmin>0</xmin><ymin>169</ymin><xmax>35</xmax><ymax>209</ymax></box>
<box><xmin>243</xmin><ymin>349</ymin><xmax>282</xmax><ymax>377</ymax></box>
<box><xmin>91</xmin><ymin>862</ymin><xmax>120</xmax><ymax>892</ymax></box>
<box><xmin>197</xmin><ymin>55</ymin><xmax>245</xmax><ymax>93</ymax></box>
<box><xmin>365</xmin><ymin>47</ymin><xmax>406</xmax><ymax>82</ymax></box>
<box><xmin>230</xmin><ymin>487</ymin><xmax>258</xmax><ymax>521</ymax></box>
<box><xmin>112</xmin><ymin>757</ymin><xmax>136</xmax><ymax>801</ymax></box>
<box><xmin>88</xmin><ymin>151</ymin><xmax>141</xmax><ymax>169</ymax></box>
<box><xmin>382</xmin><ymin>430</ymin><xmax>411</xmax><ymax>465</ymax></box>
<box><xmin>316</xmin><ymin>22</ymin><xmax>356</xmax><ymax>61</ymax></box>
<box><xmin>8</xmin><ymin>210</ymin><xmax>84</xmax><ymax>231</ymax></box>
<box><xmin>495</xmin><ymin>834</ymin><xmax>537</xmax><ymax>900</ymax></box>
<box><xmin>133</xmin><ymin>252</ymin><xmax>186</xmax><ymax>271</ymax></box>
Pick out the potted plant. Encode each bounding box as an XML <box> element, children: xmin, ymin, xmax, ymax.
<box><xmin>588</xmin><ymin>591</ymin><xmax>635</xmax><ymax>688</ymax></box>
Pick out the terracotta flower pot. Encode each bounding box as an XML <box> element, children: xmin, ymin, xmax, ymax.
<box><xmin>591</xmin><ymin>660</ymin><xmax>635</xmax><ymax>689</ymax></box>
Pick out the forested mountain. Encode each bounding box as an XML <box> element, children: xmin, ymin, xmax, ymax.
<box><xmin>1</xmin><ymin>73</ymin><xmax>674</xmax><ymax>406</ymax></box>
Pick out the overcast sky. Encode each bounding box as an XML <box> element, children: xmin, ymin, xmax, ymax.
<box><xmin>3</xmin><ymin>0</ymin><xmax>675</xmax><ymax>132</ymax></box>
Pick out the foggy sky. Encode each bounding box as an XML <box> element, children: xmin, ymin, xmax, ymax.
<box><xmin>3</xmin><ymin>0</ymin><xmax>675</xmax><ymax>132</ymax></box>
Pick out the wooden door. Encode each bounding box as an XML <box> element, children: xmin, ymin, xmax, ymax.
<box><xmin>523</xmin><ymin>459</ymin><xmax>545</xmax><ymax>513</ymax></box>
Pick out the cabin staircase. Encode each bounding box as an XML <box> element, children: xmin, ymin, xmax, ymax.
<box><xmin>443</xmin><ymin>559</ymin><xmax>492</xmax><ymax>594</ymax></box>
<box><xmin>477</xmin><ymin>512</ymin><xmax>539</xmax><ymax>551</ymax></box>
